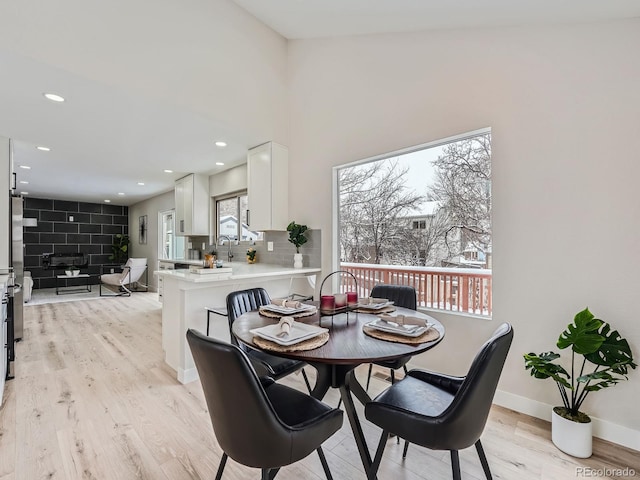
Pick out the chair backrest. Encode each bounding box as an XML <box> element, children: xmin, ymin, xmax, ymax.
<box><xmin>226</xmin><ymin>288</ymin><xmax>271</xmax><ymax>346</ymax></box>
<box><xmin>438</xmin><ymin>323</ymin><xmax>513</xmax><ymax>450</ymax></box>
<box><xmin>371</xmin><ymin>284</ymin><xmax>417</xmax><ymax>310</ymax></box>
<box><xmin>120</xmin><ymin>258</ymin><xmax>147</xmax><ymax>284</ymax></box>
<box><xmin>186</xmin><ymin>329</ymin><xmax>299</xmax><ymax>467</ymax></box>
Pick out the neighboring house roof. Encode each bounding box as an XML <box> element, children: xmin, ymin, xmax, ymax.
<box><xmin>404</xmin><ymin>200</ymin><xmax>442</xmax><ymax>219</ymax></box>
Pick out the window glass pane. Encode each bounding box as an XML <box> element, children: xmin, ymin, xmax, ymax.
<box><xmin>218</xmin><ymin>197</ymin><xmax>239</xmax><ymax>240</ymax></box>
<box><xmin>216</xmin><ymin>194</ymin><xmax>264</xmax><ymax>242</ymax></box>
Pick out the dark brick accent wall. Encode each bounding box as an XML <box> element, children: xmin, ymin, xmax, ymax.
<box><xmin>24</xmin><ymin>198</ymin><xmax>128</xmax><ymax>289</ymax></box>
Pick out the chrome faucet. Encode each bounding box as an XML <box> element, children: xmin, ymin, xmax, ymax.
<box><xmin>218</xmin><ymin>235</ymin><xmax>234</xmax><ymax>262</ymax></box>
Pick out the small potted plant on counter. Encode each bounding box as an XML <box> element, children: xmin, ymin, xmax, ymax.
<box><xmin>287</xmin><ymin>221</ymin><xmax>308</xmax><ymax>268</ymax></box>
<box><xmin>523</xmin><ymin>307</ymin><xmax>636</xmax><ymax>458</ymax></box>
<box><xmin>246</xmin><ymin>247</ymin><xmax>257</xmax><ymax>264</ymax></box>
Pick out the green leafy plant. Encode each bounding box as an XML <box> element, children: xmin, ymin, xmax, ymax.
<box><xmin>287</xmin><ymin>221</ymin><xmax>308</xmax><ymax>253</ymax></box>
<box><xmin>109</xmin><ymin>234</ymin><xmax>130</xmax><ymax>263</ymax></box>
<box><xmin>246</xmin><ymin>247</ymin><xmax>257</xmax><ymax>261</ymax></box>
<box><xmin>524</xmin><ymin>307</ymin><xmax>636</xmax><ymax>422</ymax></box>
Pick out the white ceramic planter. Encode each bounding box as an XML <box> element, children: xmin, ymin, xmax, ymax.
<box><xmin>293</xmin><ymin>253</ymin><xmax>303</xmax><ymax>269</ymax></box>
<box><xmin>551</xmin><ymin>408</ymin><xmax>592</xmax><ymax>458</ymax></box>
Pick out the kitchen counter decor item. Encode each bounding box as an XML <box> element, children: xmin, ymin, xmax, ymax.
<box><xmin>246</xmin><ymin>247</ymin><xmax>257</xmax><ymax>264</ymax></box>
<box><xmin>286</xmin><ymin>221</ymin><xmax>308</xmax><ymax>268</ymax></box>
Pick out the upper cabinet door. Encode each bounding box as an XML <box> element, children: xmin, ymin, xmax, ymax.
<box><xmin>247</xmin><ymin>142</ymin><xmax>288</xmax><ymax>231</ymax></box>
<box><xmin>175</xmin><ymin>173</ymin><xmax>209</xmax><ymax>236</ymax></box>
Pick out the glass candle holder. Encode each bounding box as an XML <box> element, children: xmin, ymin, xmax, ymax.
<box><xmin>320</xmin><ymin>295</ymin><xmax>336</xmax><ymax>312</ymax></box>
<box><xmin>334</xmin><ymin>293</ymin><xmax>347</xmax><ymax>308</ymax></box>
<box><xmin>346</xmin><ymin>291</ymin><xmax>358</xmax><ymax>305</ymax></box>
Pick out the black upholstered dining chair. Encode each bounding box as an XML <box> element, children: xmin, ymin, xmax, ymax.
<box><xmin>365</xmin><ymin>284</ymin><xmax>418</xmax><ymax>391</ymax></box>
<box><xmin>364</xmin><ymin>323</ymin><xmax>513</xmax><ymax>480</ymax></box>
<box><xmin>226</xmin><ymin>287</ymin><xmax>312</xmax><ymax>392</ymax></box>
<box><xmin>186</xmin><ymin>329</ymin><xmax>343</xmax><ymax>480</ymax></box>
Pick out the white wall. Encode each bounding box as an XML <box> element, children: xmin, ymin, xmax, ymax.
<box><xmin>209</xmin><ymin>164</ymin><xmax>247</xmax><ymax>197</ymax></box>
<box><xmin>128</xmin><ymin>190</ymin><xmax>175</xmax><ymax>291</ymax></box>
<box><xmin>287</xmin><ymin>19</ymin><xmax>640</xmax><ymax>447</ymax></box>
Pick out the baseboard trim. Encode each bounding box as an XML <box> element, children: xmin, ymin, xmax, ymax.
<box><xmin>494</xmin><ymin>389</ymin><xmax>639</xmax><ymax>451</ymax></box>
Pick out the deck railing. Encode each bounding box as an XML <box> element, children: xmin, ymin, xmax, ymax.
<box><xmin>339</xmin><ymin>262</ymin><xmax>492</xmax><ymax>317</ymax></box>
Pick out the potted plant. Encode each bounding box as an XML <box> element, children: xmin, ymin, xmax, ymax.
<box><xmin>246</xmin><ymin>247</ymin><xmax>257</xmax><ymax>264</ymax></box>
<box><xmin>109</xmin><ymin>234</ymin><xmax>130</xmax><ymax>264</ymax></box>
<box><xmin>65</xmin><ymin>265</ymin><xmax>80</xmax><ymax>277</ymax></box>
<box><xmin>287</xmin><ymin>221</ymin><xmax>308</xmax><ymax>268</ymax></box>
<box><xmin>524</xmin><ymin>307</ymin><xmax>636</xmax><ymax>458</ymax></box>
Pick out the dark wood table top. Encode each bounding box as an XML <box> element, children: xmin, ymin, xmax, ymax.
<box><xmin>232</xmin><ymin>306</ymin><xmax>445</xmax><ymax>366</ymax></box>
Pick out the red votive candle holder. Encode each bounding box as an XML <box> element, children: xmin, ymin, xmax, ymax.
<box><xmin>320</xmin><ymin>295</ymin><xmax>335</xmax><ymax>311</ymax></box>
<box><xmin>346</xmin><ymin>291</ymin><xmax>358</xmax><ymax>305</ymax></box>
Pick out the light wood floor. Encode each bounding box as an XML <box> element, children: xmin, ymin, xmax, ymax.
<box><xmin>1</xmin><ymin>294</ymin><xmax>637</xmax><ymax>480</ymax></box>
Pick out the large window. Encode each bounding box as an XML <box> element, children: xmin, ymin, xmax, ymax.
<box><xmin>337</xmin><ymin>130</ymin><xmax>491</xmax><ymax>268</ymax></box>
<box><xmin>336</xmin><ymin>129</ymin><xmax>492</xmax><ymax>317</ymax></box>
<box><xmin>216</xmin><ymin>193</ymin><xmax>263</xmax><ymax>242</ymax></box>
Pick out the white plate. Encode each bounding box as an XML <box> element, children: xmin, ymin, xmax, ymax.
<box><xmin>356</xmin><ymin>301</ymin><xmax>395</xmax><ymax>310</ymax></box>
<box><xmin>250</xmin><ymin>322</ymin><xmax>328</xmax><ymax>346</ymax></box>
<box><xmin>365</xmin><ymin>319</ymin><xmax>433</xmax><ymax>338</ymax></box>
<box><xmin>260</xmin><ymin>304</ymin><xmax>317</xmax><ymax>315</ymax></box>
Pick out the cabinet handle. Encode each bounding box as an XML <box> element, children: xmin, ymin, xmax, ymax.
<box><xmin>180</xmin><ymin>220</ymin><xmax>184</xmax><ymax>233</ymax></box>
<box><xmin>246</xmin><ymin>209</ymin><xmax>250</xmax><ymax>226</ymax></box>
<box><xmin>11</xmin><ymin>172</ymin><xmax>16</xmax><ymax>191</ymax></box>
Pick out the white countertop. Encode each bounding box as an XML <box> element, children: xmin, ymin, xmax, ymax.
<box><xmin>156</xmin><ymin>263</ymin><xmax>320</xmax><ymax>283</ymax></box>
<box><xmin>158</xmin><ymin>259</ymin><xmax>206</xmax><ymax>266</ymax></box>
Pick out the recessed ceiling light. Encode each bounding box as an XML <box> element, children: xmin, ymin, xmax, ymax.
<box><xmin>163</xmin><ymin>169</ymin><xmax>173</xmax><ymax>173</ymax></box>
<box><xmin>137</xmin><ymin>182</ymin><xmax>145</xmax><ymax>186</ymax></box>
<box><xmin>36</xmin><ymin>146</ymin><xmax>50</xmax><ymax>152</ymax></box>
<box><xmin>20</xmin><ymin>192</ymin><xmax>29</xmax><ymax>195</ymax></box>
<box><xmin>43</xmin><ymin>93</ymin><xmax>65</xmax><ymax>102</ymax></box>
<box><xmin>19</xmin><ymin>165</ymin><xmax>31</xmax><ymax>169</ymax></box>
<box><xmin>104</xmin><ymin>199</ymin><xmax>111</xmax><ymax>203</ymax></box>
<box><xmin>215</xmin><ymin>141</ymin><xmax>227</xmax><ymax>147</ymax></box>
<box><xmin>216</xmin><ymin>162</ymin><xmax>225</xmax><ymax>166</ymax></box>
<box><xmin>117</xmin><ymin>192</ymin><xmax>125</xmax><ymax>196</ymax></box>
<box><xmin>19</xmin><ymin>180</ymin><xmax>29</xmax><ymax>184</ymax></box>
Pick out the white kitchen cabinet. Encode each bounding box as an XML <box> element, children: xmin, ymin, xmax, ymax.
<box><xmin>247</xmin><ymin>142</ymin><xmax>288</xmax><ymax>231</ymax></box>
<box><xmin>157</xmin><ymin>261</ymin><xmax>175</xmax><ymax>301</ymax></box>
<box><xmin>175</xmin><ymin>174</ymin><xmax>209</xmax><ymax>236</ymax></box>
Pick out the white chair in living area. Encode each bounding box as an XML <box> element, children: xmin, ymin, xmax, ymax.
<box><xmin>99</xmin><ymin>258</ymin><xmax>148</xmax><ymax>297</ymax></box>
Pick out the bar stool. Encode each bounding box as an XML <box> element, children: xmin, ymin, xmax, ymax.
<box><xmin>204</xmin><ymin>306</ymin><xmax>227</xmax><ymax>336</ymax></box>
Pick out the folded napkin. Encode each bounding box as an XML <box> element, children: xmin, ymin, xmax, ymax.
<box><xmin>360</xmin><ymin>297</ymin><xmax>388</xmax><ymax>305</ymax></box>
<box><xmin>278</xmin><ymin>316</ymin><xmax>294</xmax><ymax>336</ymax></box>
<box><xmin>271</xmin><ymin>298</ymin><xmax>303</xmax><ymax>308</ymax></box>
<box><xmin>379</xmin><ymin>314</ymin><xmax>426</xmax><ymax>327</ymax></box>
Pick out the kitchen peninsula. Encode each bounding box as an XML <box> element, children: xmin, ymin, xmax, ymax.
<box><xmin>157</xmin><ymin>263</ymin><xmax>320</xmax><ymax>383</ymax></box>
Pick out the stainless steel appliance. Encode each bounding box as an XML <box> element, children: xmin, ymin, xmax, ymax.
<box><xmin>10</xmin><ymin>196</ymin><xmax>23</xmax><ymax>341</ymax></box>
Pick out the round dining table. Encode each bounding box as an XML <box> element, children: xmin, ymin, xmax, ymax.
<box><xmin>232</xmin><ymin>305</ymin><xmax>445</xmax><ymax>479</ymax></box>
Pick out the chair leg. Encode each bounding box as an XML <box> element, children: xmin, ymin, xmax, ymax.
<box><xmin>215</xmin><ymin>453</ymin><xmax>228</xmax><ymax>480</ymax></box>
<box><xmin>265</xmin><ymin>468</ymin><xmax>280</xmax><ymax>480</ymax></box>
<box><xmin>450</xmin><ymin>450</ymin><xmax>461</xmax><ymax>480</ymax></box>
<box><xmin>301</xmin><ymin>367</ymin><xmax>312</xmax><ymax>394</ymax></box>
<box><xmin>317</xmin><ymin>447</ymin><xmax>333</xmax><ymax>480</ymax></box>
<box><xmin>390</xmin><ymin>369</ymin><xmax>395</xmax><ymax>384</ymax></box>
<box><xmin>368</xmin><ymin>431</ymin><xmax>389</xmax><ymax>480</ymax></box>
<box><xmin>402</xmin><ymin>440</ymin><xmax>409</xmax><ymax>459</ymax></box>
<box><xmin>475</xmin><ymin>440</ymin><xmax>493</xmax><ymax>480</ymax></box>
<box><xmin>366</xmin><ymin>364</ymin><xmax>373</xmax><ymax>391</ymax></box>
<box><xmin>403</xmin><ymin>365</ymin><xmax>408</xmax><ymax>375</ymax></box>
